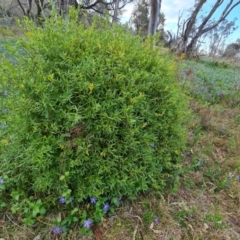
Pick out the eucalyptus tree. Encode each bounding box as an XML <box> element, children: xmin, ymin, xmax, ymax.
<box><xmin>223</xmin><ymin>38</ymin><xmax>240</xmax><ymax>57</ymax></box>
<box><xmin>206</xmin><ymin>19</ymin><xmax>237</xmax><ymax>57</ymax></box>
<box><xmin>131</xmin><ymin>0</ymin><xmax>149</xmax><ymax>36</ymax></box>
<box><xmin>148</xmin><ymin>0</ymin><xmax>161</xmax><ymax>35</ymax></box>
<box><xmin>131</xmin><ymin>0</ymin><xmax>165</xmax><ymax>37</ymax></box>
<box><xmin>13</xmin><ymin>0</ymin><xmax>133</xmax><ymax>21</ymax></box>
<box><xmin>169</xmin><ymin>0</ymin><xmax>240</xmax><ymax>55</ymax></box>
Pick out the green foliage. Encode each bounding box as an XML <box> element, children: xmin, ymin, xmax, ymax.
<box><xmin>0</xmin><ymin>26</ymin><xmax>15</xmax><ymax>37</ymax></box>
<box><xmin>205</xmin><ymin>213</ymin><xmax>225</xmax><ymax>229</ymax></box>
<box><xmin>143</xmin><ymin>210</ymin><xmax>156</xmax><ymax>225</ymax></box>
<box><xmin>175</xmin><ymin>207</ymin><xmax>195</xmax><ymax>227</ymax></box>
<box><xmin>0</xmin><ymin>10</ymin><xmax>186</xmax><ymax>229</ymax></box>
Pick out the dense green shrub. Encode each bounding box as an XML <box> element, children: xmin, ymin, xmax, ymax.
<box><xmin>0</xmin><ymin>11</ymin><xmax>186</xmax><ymax>214</ymax></box>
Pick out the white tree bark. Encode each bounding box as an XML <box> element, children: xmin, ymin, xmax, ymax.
<box><xmin>148</xmin><ymin>0</ymin><xmax>161</xmax><ymax>35</ymax></box>
<box><xmin>112</xmin><ymin>0</ymin><xmax>120</xmax><ymax>23</ymax></box>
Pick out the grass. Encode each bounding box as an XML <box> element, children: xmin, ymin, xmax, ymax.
<box><xmin>1</xmin><ymin>31</ymin><xmax>240</xmax><ymax>239</ymax></box>
<box><xmin>180</xmin><ymin>58</ymin><xmax>240</xmax><ymax>104</ymax></box>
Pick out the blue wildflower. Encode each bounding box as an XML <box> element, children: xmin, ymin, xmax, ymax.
<box><xmin>59</xmin><ymin>196</ymin><xmax>66</xmax><ymax>204</ymax></box>
<box><xmin>0</xmin><ymin>123</ymin><xmax>7</xmax><ymax>129</ymax></box>
<box><xmin>103</xmin><ymin>202</ymin><xmax>110</xmax><ymax>212</ymax></box>
<box><xmin>52</xmin><ymin>226</ymin><xmax>62</xmax><ymax>234</ymax></box>
<box><xmin>150</xmin><ymin>143</ymin><xmax>155</xmax><ymax>148</ymax></box>
<box><xmin>2</xmin><ymin>109</ymin><xmax>8</xmax><ymax>115</ymax></box>
<box><xmin>189</xmin><ymin>214</ymin><xmax>194</xmax><ymax>220</ymax></box>
<box><xmin>236</xmin><ymin>175</ymin><xmax>240</xmax><ymax>181</ymax></box>
<box><xmin>0</xmin><ymin>178</ymin><xmax>4</xmax><ymax>184</ymax></box>
<box><xmin>83</xmin><ymin>219</ymin><xmax>92</xmax><ymax>229</ymax></box>
<box><xmin>154</xmin><ymin>216</ymin><xmax>159</xmax><ymax>224</ymax></box>
<box><xmin>90</xmin><ymin>197</ymin><xmax>97</xmax><ymax>204</ymax></box>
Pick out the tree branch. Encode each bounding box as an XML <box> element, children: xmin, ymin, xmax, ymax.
<box><xmin>201</xmin><ymin>0</ymin><xmax>240</xmax><ymax>35</ymax></box>
<box><xmin>183</xmin><ymin>0</ymin><xmax>240</xmax><ymax>54</ymax></box>
<box><xmin>184</xmin><ymin>0</ymin><xmax>206</xmax><ymax>41</ymax></box>
<box><xmin>16</xmin><ymin>0</ymin><xmax>27</xmax><ymax>15</ymax></box>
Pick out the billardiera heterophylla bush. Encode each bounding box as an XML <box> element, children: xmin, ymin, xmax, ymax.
<box><xmin>0</xmin><ymin>9</ymin><xmax>187</xmax><ymax>228</ymax></box>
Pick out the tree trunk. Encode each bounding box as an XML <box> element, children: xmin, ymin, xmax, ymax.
<box><xmin>180</xmin><ymin>0</ymin><xmax>206</xmax><ymax>53</ymax></box>
<box><xmin>112</xmin><ymin>0</ymin><xmax>120</xmax><ymax>23</ymax></box>
<box><xmin>148</xmin><ymin>0</ymin><xmax>161</xmax><ymax>35</ymax></box>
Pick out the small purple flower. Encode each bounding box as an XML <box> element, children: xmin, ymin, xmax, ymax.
<box><xmin>83</xmin><ymin>219</ymin><xmax>92</xmax><ymax>228</ymax></box>
<box><xmin>236</xmin><ymin>175</ymin><xmax>240</xmax><ymax>181</ymax></box>
<box><xmin>90</xmin><ymin>197</ymin><xmax>97</xmax><ymax>204</ymax></box>
<box><xmin>103</xmin><ymin>202</ymin><xmax>110</xmax><ymax>212</ymax></box>
<box><xmin>52</xmin><ymin>226</ymin><xmax>62</xmax><ymax>234</ymax></box>
<box><xmin>154</xmin><ymin>216</ymin><xmax>159</xmax><ymax>224</ymax></box>
<box><xmin>150</xmin><ymin>143</ymin><xmax>155</xmax><ymax>148</ymax></box>
<box><xmin>189</xmin><ymin>214</ymin><xmax>194</xmax><ymax>220</ymax></box>
<box><xmin>59</xmin><ymin>196</ymin><xmax>66</xmax><ymax>204</ymax></box>
<box><xmin>0</xmin><ymin>178</ymin><xmax>4</xmax><ymax>184</ymax></box>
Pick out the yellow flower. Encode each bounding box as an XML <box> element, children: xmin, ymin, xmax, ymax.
<box><xmin>89</xmin><ymin>83</ymin><xmax>94</xmax><ymax>93</ymax></box>
<box><xmin>1</xmin><ymin>139</ymin><xmax>8</xmax><ymax>145</ymax></box>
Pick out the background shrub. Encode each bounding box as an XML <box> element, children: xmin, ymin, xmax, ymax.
<box><xmin>0</xmin><ymin>11</ymin><xmax>186</xmax><ymax>212</ymax></box>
